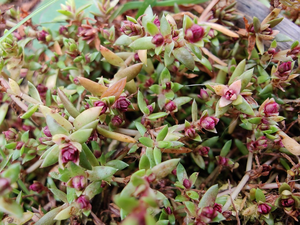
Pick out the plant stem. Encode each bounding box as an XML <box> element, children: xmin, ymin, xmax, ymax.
<box><xmin>222</xmin><ymin>151</ymin><xmax>253</xmax><ymax>211</ymax></box>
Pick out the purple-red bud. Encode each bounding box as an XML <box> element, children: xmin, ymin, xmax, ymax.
<box><xmin>183</xmin><ymin>178</ymin><xmax>191</xmax><ymax>189</ymax></box>
<box><xmin>37</xmin><ymin>30</ymin><xmax>49</xmax><ymax>42</ymax></box>
<box><xmin>111</xmin><ymin>115</ymin><xmax>123</xmax><ymax>127</ymax></box>
<box><xmin>165</xmin><ymin>207</ymin><xmax>172</xmax><ymax>215</ymax></box>
<box><xmin>153</xmin><ymin>17</ymin><xmax>160</xmax><ymax>27</ymax></box>
<box><xmin>0</xmin><ymin>178</ymin><xmax>11</xmax><ymax>195</ymax></box>
<box><xmin>172</xmin><ymin>169</ymin><xmax>177</xmax><ymax>176</ymax></box>
<box><xmin>165</xmin><ymin>101</ymin><xmax>177</xmax><ymax>112</ymax></box>
<box><xmin>147</xmin><ymin>105</ymin><xmax>154</xmax><ymax>114</ymax></box>
<box><xmin>93</xmin><ymin>101</ymin><xmax>108</xmax><ymax>115</ymax></box>
<box><xmin>2</xmin><ymin>129</ymin><xmax>16</xmax><ymax>141</ymax></box>
<box><xmin>71</xmin><ymin>176</ymin><xmax>87</xmax><ymax>191</ymax></box>
<box><xmin>114</xmin><ymin>97</ymin><xmax>131</xmax><ymax>112</ymax></box>
<box><xmin>185</xmin><ymin>24</ymin><xmax>204</xmax><ymax>43</ymax></box>
<box><xmin>281</xmin><ymin>198</ymin><xmax>295</xmax><ymax>208</ymax></box>
<box><xmin>258</xmin><ymin>203</ymin><xmax>271</xmax><ymax>214</ymax></box>
<box><xmin>218</xmin><ymin>156</ymin><xmax>229</xmax><ymax>166</ymax></box>
<box><xmin>29</xmin><ymin>181</ymin><xmax>44</xmax><ymax>193</ymax></box>
<box><xmin>201</xmin><ymin>206</ymin><xmax>218</xmax><ymax>220</ymax></box>
<box><xmin>151</xmin><ymin>33</ymin><xmax>164</xmax><ymax>46</ymax></box>
<box><xmin>16</xmin><ymin>142</ymin><xmax>24</xmax><ymax>150</ymax></box>
<box><xmin>43</xmin><ymin>126</ymin><xmax>52</xmax><ymax>137</ymax></box>
<box><xmin>213</xmin><ymin>203</ymin><xmax>222</xmax><ymax>213</ymax></box>
<box><xmin>146</xmin><ymin>173</ymin><xmax>156</xmax><ymax>183</ymax></box>
<box><xmin>199</xmin><ymin>116</ymin><xmax>219</xmax><ymax>130</ymax></box>
<box><xmin>199</xmin><ymin>146</ymin><xmax>210</xmax><ymax>156</ymax></box>
<box><xmin>165</xmin><ymin>82</ymin><xmax>171</xmax><ymax>90</ymax></box>
<box><xmin>198</xmin><ymin>89</ymin><xmax>209</xmax><ymax>100</ymax></box>
<box><xmin>61</xmin><ymin>144</ymin><xmax>80</xmax><ymax>164</ymax></box>
<box><xmin>264</xmin><ymin>101</ymin><xmax>279</xmax><ymax>116</ymax></box>
<box><xmin>278</xmin><ymin>61</ymin><xmax>292</xmax><ymax>74</ymax></box>
<box><xmin>185</xmin><ymin>127</ymin><xmax>196</xmax><ymax>139</ymax></box>
<box><xmin>59</xmin><ymin>26</ymin><xmax>68</xmax><ymax>35</ymax></box>
<box><xmin>76</xmin><ymin>195</ymin><xmax>91</xmax><ymax>210</ymax></box>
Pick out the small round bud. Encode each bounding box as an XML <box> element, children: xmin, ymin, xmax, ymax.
<box><xmin>151</xmin><ymin>33</ymin><xmax>164</xmax><ymax>46</ymax></box>
<box><xmin>185</xmin><ymin>24</ymin><xmax>204</xmax><ymax>43</ymax></box>
<box><xmin>258</xmin><ymin>203</ymin><xmax>271</xmax><ymax>214</ymax></box>
<box><xmin>29</xmin><ymin>181</ymin><xmax>44</xmax><ymax>193</ymax></box>
<box><xmin>183</xmin><ymin>178</ymin><xmax>191</xmax><ymax>189</ymax></box>
<box><xmin>165</xmin><ymin>101</ymin><xmax>177</xmax><ymax>112</ymax></box>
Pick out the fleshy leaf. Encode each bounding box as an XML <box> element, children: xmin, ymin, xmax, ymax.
<box><xmin>198</xmin><ymin>184</ymin><xmax>218</xmax><ymax>208</ymax></box>
<box><xmin>100</xmin><ymin>45</ymin><xmax>125</xmax><ymax>67</ymax></box>
<box><xmin>101</xmin><ymin>77</ymin><xmax>127</xmax><ymax>99</ymax></box>
<box><xmin>173</xmin><ymin>47</ymin><xmax>195</xmax><ymax>71</ymax></box>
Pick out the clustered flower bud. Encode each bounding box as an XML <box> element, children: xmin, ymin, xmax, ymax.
<box><xmin>37</xmin><ymin>30</ymin><xmax>49</xmax><ymax>42</ymax></box>
<box><xmin>2</xmin><ymin>128</ymin><xmax>17</xmax><ymax>141</ymax></box>
<box><xmin>43</xmin><ymin>126</ymin><xmax>52</xmax><ymax>137</ymax></box>
<box><xmin>78</xmin><ymin>24</ymin><xmax>99</xmax><ymax>44</ymax></box>
<box><xmin>120</xmin><ymin>21</ymin><xmax>143</xmax><ymax>36</ymax></box>
<box><xmin>37</xmin><ymin>84</ymin><xmax>48</xmax><ymax>97</ymax></box>
<box><xmin>247</xmin><ymin>136</ymin><xmax>268</xmax><ymax>153</ymax></box>
<box><xmin>281</xmin><ymin>198</ymin><xmax>295</xmax><ymax>208</ymax></box>
<box><xmin>71</xmin><ymin>176</ymin><xmax>87</xmax><ymax>191</ymax></box>
<box><xmin>185</xmin><ymin>127</ymin><xmax>196</xmax><ymax>139</ymax></box>
<box><xmin>264</xmin><ymin>101</ymin><xmax>279</xmax><ymax>116</ymax></box>
<box><xmin>61</xmin><ymin>144</ymin><xmax>79</xmax><ymax>164</ymax></box>
<box><xmin>213</xmin><ymin>203</ymin><xmax>222</xmax><ymax>213</ymax></box>
<box><xmin>185</xmin><ymin>24</ymin><xmax>204</xmax><ymax>43</ymax></box>
<box><xmin>198</xmin><ymin>89</ymin><xmax>209</xmax><ymax>100</ymax></box>
<box><xmin>198</xmin><ymin>146</ymin><xmax>210</xmax><ymax>156</ymax></box>
<box><xmin>114</xmin><ymin>97</ymin><xmax>131</xmax><ymax>112</ymax></box>
<box><xmin>94</xmin><ymin>101</ymin><xmax>108</xmax><ymax>115</ymax></box>
<box><xmin>276</xmin><ymin>61</ymin><xmax>292</xmax><ymax>79</ymax></box>
<box><xmin>165</xmin><ymin>101</ymin><xmax>177</xmax><ymax>112</ymax></box>
<box><xmin>76</xmin><ymin>195</ymin><xmax>91</xmax><ymax>210</ymax></box>
<box><xmin>258</xmin><ymin>203</ymin><xmax>271</xmax><ymax>214</ymax></box>
<box><xmin>199</xmin><ymin>116</ymin><xmax>219</xmax><ymax>131</ymax></box>
<box><xmin>199</xmin><ymin>206</ymin><xmax>218</xmax><ymax>223</ymax></box>
<box><xmin>218</xmin><ymin>156</ymin><xmax>229</xmax><ymax>166</ymax></box>
<box><xmin>111</xmin><ymin>115</ymin><xmax>123</xmax><ymax>127</ymax></box>
<box><xmin>29</xmin><ymin>181</ymin><xmax>44</xmax><ymax>193</ymax></box>
<box><xmin>151</xmin><ymin>33</ymin><xmax>164</xmax><ymax>46</ymax></box>
<box><xmin>147</xmin><ymin>105</ymin><xmax>154</xmax><ymax>114</ymax></box>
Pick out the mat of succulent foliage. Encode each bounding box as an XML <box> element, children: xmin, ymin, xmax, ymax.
<box><xmin>0</xmin><ymin>0</ymin><xmax>300</xmax><ymax>224</ymax></box>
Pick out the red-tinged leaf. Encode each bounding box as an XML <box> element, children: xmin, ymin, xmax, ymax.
<box><xmin>161</xmin><ymin>147</ymin><xmax>192</xmax><ymax>154</ymax></box>
<box><xmin>101</xmin><ymin>77</ymin><xmax>127</xmax><ymax>99</ymax></box>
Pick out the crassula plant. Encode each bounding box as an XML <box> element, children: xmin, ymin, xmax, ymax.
<box><xmin>0</xmin><ymin>0</ymin><xmax>300</xmax><ymax>224</ymax></box>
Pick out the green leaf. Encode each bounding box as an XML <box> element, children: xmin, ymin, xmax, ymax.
<box><xmin>84</xmin><ymin>181</ymin><xmax>103</xmax><ymax>199</ymax></box>
<box><xmin>2</xmin><ymin>163</ymin><xmax>20</xmax><ymax>183</ymax></box>
<box><xmin>191</xmin><ymin>153</ymin><xmax>205</xmax><ymax>169</ymax></box>
<box><xmin>255</xmin><ymin>188</ymin><xmax>266</xmax><ymax>202</ymax></box>
<box><xmin>28</xmin><ymin>81</ymin><xmax>42</xmax><ymax>103</ymax></box>
<box><xmin>151</xmin><ymin>158</ymin><xmax>180</xmax><ymax>179</ymax></box>
<box><xmin>69</xmin><ymin>129</ymin><xmax>93</xmax><ymax>143</ymax></box>
<box><xmin>234</xmin><ymin>139</ymin><xmax>248</xmax><ymax>155</ymax></box>
<box><xmin>73</xmin><ymin>107</ymin><xmax>102</xmax><ymax>130</ymax></box>
<box><xmin>21</xmin><ymin>104</ymin><xmax>39</xmax><ymax>119</ymax></box>
<box><xmin>215</xmin><ymin>100</ymin><xmax>230</xmax><ymax>118</ymax></box>
<box><xmin>0</xmin><ymin>197</ymin><xmax>23</xmax><ymax>218</ymax></box>
<box><xmin>139</xmin><ymin>154</ymin><xmax>150</xmax><ymax>170</ymax></box>
<box><xmin>198</xmin><ymin>184</ymin><xmax>218</xmax><ymax>208</ymax></box>
<box><xmin>106</xmin><ymin>160</ymin><xmax>129</xmax><ymax>170</ymax></box>
<box><xmin>129</xmin><ymin>37</ymin><xmax>156</xmax><ymax>50</ymax></box>
<box><xmin>157</xmin><ymin>125</ymin><xmax>168</xmax><ymax>141</ymax></box>
<box><xmin>173</xmin><ymin>47</ymin><xmax>195</xmax><ymax>71</ymax></box>
<box><xmin>139</xmin><ymin>137</ymin><xmax>154</xmax><ymax>147</ymax></box>
<box><xmin>173</xmin><ymin>97</ymin><xmax>192</xmax><ymax>107</ymax></box>
<box><xmin>234</xmin><ymin>97</ymin><xmax>254</xmax><ymax>115</ymax></box>
<box><xmin>147</xmin><ymin>112</ymin><xmax>168</xmax><ymax>120</ymax></box>
<box><xmin>41</xmin><ymin>145</ymin><xmax>60</xmax><ymax>167</ymax></box>
<box><xmin>100</xmin><ymin>45</ymin><xmax>125</xmax><ymax>67</ymax></box>
<box><xmin>114</xmin><ymin>196</ymin><xmax>139</xmax><ymax>213</ymax></box>
<box><xmin>186</xmin><ymin>190</ymin><xmax>199</xmax><ymax>200</ymax></box>
<box><xmin>160</xmin><ymin>15</ymin><xmax>171</xmax><ymax>36</ymax></box>
<box><xmin>228</xmin><ymin>59</ymin><xmax>246</xmax><ymax>85</ymax></box>
<box><xmin>153</xmin><ymin>147</ymin><xmax>162</xmax><ymax>165</ymax></box>
<box><xmin>176</xmin><ymin>163</ymin><xmax>188</xmax><ymax>184</ymax></box>
<box><xmin>137</xmin><ymin>91</ymin><xmax>150</xmax><ymax>115</ymax></box>
<box><xmin>146</xmin><ymin>22</ymin><xmax>160</xmax><ymax>36</ymax></box>
<box><xmin>135</xmin><ymin>122</ymin><xmax>147</xmax><ymax>136</ymax></box>
<box><xmin>35</xmin><ymin>205</ymin><xmax>64</xmax><ymax>225</ymax></box>
<box><xmin>0</xmin><ymin>103</ymin><xmax>9</xmax><ymax>126</ymax></box>
<box><xmin>49</xmin><ymin>187</ymin><xmax>68</xmax><ymax>203</ymax></box>
<box><xmin>220</xmin><ymin>140</ymin><xmax>232</xmax><ymax>157</ymax></box>
<box><xmin>184</xmin><ymin>201</ymin><xmax>197</xmax><ymax>217</ymax></box>
<box><xmin>46</xmin><ymin>115</ymin><xmax>69</xmax><ymax>136</ymax></box>
<box><xmin>87</xmin><ymin>166</ymin><xmax>118</xmax><ymax>181</ymax></box>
